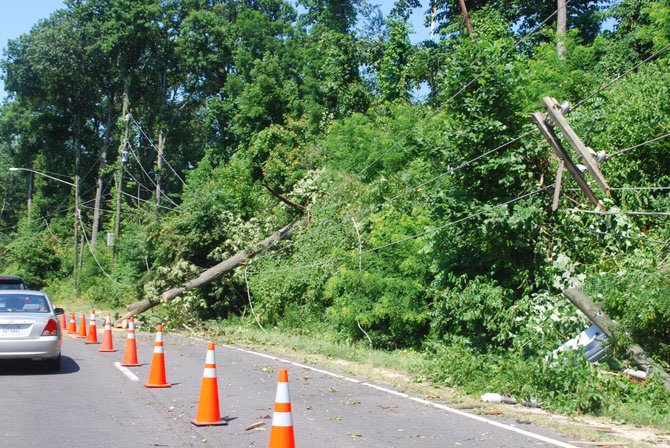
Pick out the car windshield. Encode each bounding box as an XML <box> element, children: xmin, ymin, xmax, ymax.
<box><xmin>0</xmin><ymin>294</ymin><xmax>50</xmax><ymax>313</ymax></box>
<box><xmin>0</xmin><ymin>283</ymin><xmax>24</xmax><ymax>290</ymax></box>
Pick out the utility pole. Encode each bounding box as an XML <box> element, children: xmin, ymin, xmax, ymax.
<box><xmin>458</xmin><ymin>0</ymin><xmax>474</xmax><ymax>39</ymax></box>
<box><xmin>73</xmin><ymin>119</ymin><xmax>81</xmax><ymax>298</ymax></box>
<box><xmin>27</xmin><ymin>171</ymin><xmax>33</xmax><ymax>218</ymax></box>
<box><xmin>91</xmin><ymin>98</ymin><xmax>115</xmax><ymax>252</ymax></box>
<box><xmin>557</xmin><ymin>0</ymin><xmax>567</xmax><ymax>60</ymax></box>
<box><xmin>156</xmin><ymin>130</ymin><xmax>165</xmax><ymax>207</ymax></box>
<box><xmin>115</xmin><ymin>86</ymin><xmax>130</xmax><ymax>249</ymax></box>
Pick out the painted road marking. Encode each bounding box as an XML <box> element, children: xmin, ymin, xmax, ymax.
<box><xmin>220</xmin><ymin>343</ymin><xmax>579</xmax><ymax>448</ymax></box>
<box><xmin>114</xmin><ymin>362</ymin><xmax>140</xmax><ymax>382</ymax></box>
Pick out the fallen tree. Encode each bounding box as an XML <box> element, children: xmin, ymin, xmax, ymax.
<box><xmin>113</xmin><ymin>221</ymin><xmax>301</xmax><ymax>327</ymax></box>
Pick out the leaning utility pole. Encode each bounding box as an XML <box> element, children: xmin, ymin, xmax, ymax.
<box><xmin>115</xmin><ymin>86</ymin><xmax>130</xmax><ymax>248</ymax></box>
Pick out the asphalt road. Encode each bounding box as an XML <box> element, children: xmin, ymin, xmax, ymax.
<box><xmin>0</xmin><ymin>323</ymin><xmax>580</xmax><ymax>448</ymax></box>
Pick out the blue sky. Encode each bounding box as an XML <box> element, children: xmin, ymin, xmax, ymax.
<box><xmin>0</xmin><ymin>1</ymin><xmax>433</xmax><ymax>101</ymax></box>
<box><xmin>0</xmin><ymin>1</ymin><xmax>66</xmax><ymax>100</ymax></box>
<box><xmin>0</xmin><ymin>1</ymin><xmax>434</xmax><ymax>101</ymax></box>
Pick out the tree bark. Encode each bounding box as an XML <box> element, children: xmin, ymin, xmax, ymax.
<box><xmin>113</xmin><ymin>220</ymin><xmax>302</xmax><ymax>327</ymax></box>
<box><xmin>458</xmin><ymin>0</ymin><xmax>474</xmax><ymax>39</ymax></box>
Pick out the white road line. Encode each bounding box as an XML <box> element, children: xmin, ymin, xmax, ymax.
<box><xmin>219</xmin><ymin>343</ymin><xmax>579</xmax><ymax>448</ymax></box>
<box><xmin>113</xmin><ymin>362</ymin><xmax>140</xmax><ymax>382</ymax></box>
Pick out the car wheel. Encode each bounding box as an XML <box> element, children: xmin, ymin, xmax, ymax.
<box><xmin>45</xmin><ymin>354</ymin><xmax>61</xmax><ymax>372</ymax></box>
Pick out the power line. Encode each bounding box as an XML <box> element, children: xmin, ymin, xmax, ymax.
<box><xmin>120</xmin><ymin>189</ymin><xmax>182</xmax><ymax>213</ymax></box>
<box><xmin>568</xmin><ymin>186</ymin><xmax>670</xmax><ymax>191</ymax></box>
<box><xmin>572</xmin><ymin>43</ymin><xmax>670</xmax><ymax>110</ymax></box>
<box><xmin>129</xmin><ymin>115</ymin><xmax>186</xmax><ymax>187</ymax></box>
<box><xmin>78</xmin><ymin>218</ymin><xmax>125</xmax><ymax>286</ymax></box>
<box><xmin>364</xmin><ymin>184</ymin><xmax>555</xmax><ymax>254</ymax></box>
<box><xmin>356</xmin><ymin>1</ymin><xmax>572</xmax><ymax>177</ymax></box>
<box><xmin>249</xmin><ymin>49</ymin><xmax>668</xmax><ymax>269</ymax></box>
<box><xmin>567</xmin><ymin>209</ymin><xmax>670</xmax><ymax>217</ymax></box>
<box><xmin>585</xmin><ymin>229</ymin><xmax>668</xmax><ymax>245</ymax></box>
<box><xmin>122</xmin><ymin>144</ymin><xmax>180</xmax><ymax>208</ymax></box>
<box><xmin>258</xmin><ymin>184</ymin><xmax>554</xmax><ymax>275</ymax></box>
<box><xmin>607</xmin><ymin>131</ymin><xmax>670</xmax><ymax>159</ymax></box>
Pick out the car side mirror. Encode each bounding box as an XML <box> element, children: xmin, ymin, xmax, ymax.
<box><xmin>54</xmin><ymin>307</ymin><xmax>65</xmax><ymax>315</ymax></box>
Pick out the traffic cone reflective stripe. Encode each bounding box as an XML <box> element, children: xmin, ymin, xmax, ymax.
<box><xmin>192</xmin><ymin>342</ymin><xmax>227</xmax><ymax>426</ymax></box>
<box><xmin>269</xmin><ymin>368</ymin><xmax>295</xmax><ymax>448</ymax></box>
<box><xmin>99</xmin><ymin>313</ymin><xmax>117</xmax><ymax>352</ymax></box>
<box><xmin>58</xmin><ymin>309</ymin><xmax>67</xmax><ymax>331</ymax></box>
<box><xmin>85</xmin><ymin>310</ymin><xmax>99</xmax><ymax>344</ymax></box>
<box><xmin>67</xmin><ymin>312</ymin><xmax>77</xmax><ymax>334</ymax></box>
<box><xmin>120</xmin><ymin>317</ymin><xmax>140</xmax><ymax>366</ymax></box>
<box><xmin>144</xmin><ymin>325</ymin><xmax>171</xmax><ymax>388</ymax></box>
<box><xmin>77</xmin><ymin>313</ymin><xmax>87</xmax><ymax>338</ymax></box>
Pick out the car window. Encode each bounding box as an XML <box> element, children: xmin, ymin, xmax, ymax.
<box><xmin>0</xmin><ymin>283</ymin><xmax>25</xmax><ymax>290</ymax></box>
<box><xmin>0</xmin><ymin>295</ymin><xmax>50</xmax><ymax>313</ymax></box>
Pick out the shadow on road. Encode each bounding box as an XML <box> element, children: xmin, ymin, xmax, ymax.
<box><xmin>0</xmin><ymin>356</ymin><xmax>80</xmax><ymax>375</ymax></box>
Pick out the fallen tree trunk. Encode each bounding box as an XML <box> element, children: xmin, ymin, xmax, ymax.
<box><xmin>563</xmin><ymin>287</ymin><xmax>670</xmax><ymax>392</ymax></box>
<box><xmin>114</xmin><ymin>221</ymin><xmax>301</xmax><ymax>327</ymax></box>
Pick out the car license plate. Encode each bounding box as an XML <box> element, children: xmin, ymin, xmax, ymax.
<box><xmin>0</xmin><ymin>325</ymin><xmax>29</xmax><ymax>337</ymax></box>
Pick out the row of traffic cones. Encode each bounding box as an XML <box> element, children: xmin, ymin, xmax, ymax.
<box><xmin>63</xmin><ymin>310</ymin><xmax>117</xmax><ymax>352</ymax></box>
<box><xmin>60</xmin><ymin>309</ymin><xmax>296</xmax><ymax>447</ymax></box>
<box><xmin>142</xmin><ymin>326</ymin><xmax>296</xmax><ymax>446</ymax></box>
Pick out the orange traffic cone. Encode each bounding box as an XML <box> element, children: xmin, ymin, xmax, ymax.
<box><xmin>191</xmin><ymin>342</ymin><xmax>227</xmax><ymax>426</ymax></box>
<box><xmin>120</xmin><ymin>317</ymin><xmax>141</xmax><ymax>366</ymax></box>
<box><xmin>269</xmin><ymin>368</ymin><xmax>295</xmax><ymax>448</ymax></box>
<box><xmin>67</xmin><ymin>312</ymin><xmax>77</xmax><ymax>334</ymax></box>
<box><xmin>77</xmin><ymin>313</ymin><xmax>87</xmax><ymax>338</ymax></box>
<box><xmin>85</xmin><ymin>310</ymin><xmax>99</xmax><ymax>344</ymax></box>
<box><xmin>99</xmin><ymin>312</ymin><xmax>117</xmax><ymax>352</ymax></box>
<box><xmin>58</xmin><ymin>309</ymin><xmax>67</xmax><ymax>331</ymax></box>
<box><xmin>144</xmin><ymin>325</ymin><xmax>171</xmax><ymax>388</ymax></box>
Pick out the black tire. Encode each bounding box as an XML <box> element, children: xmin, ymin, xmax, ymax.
<box><xmin>45</xmin><ymin>354</ymin><xmax>61</xmax><ymax>372</ymax></box>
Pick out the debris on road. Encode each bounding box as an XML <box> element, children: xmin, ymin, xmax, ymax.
<box><xmin>245</xmin><ymin>421</ymin><xmax>266</xmax><ymax>431</ymax></box>
<box><xmin>480</xmin><ymin>393</ymin><xmax>517</xmax><ymax>404</ymax></box>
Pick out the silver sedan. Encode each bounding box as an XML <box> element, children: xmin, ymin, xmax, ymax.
<box><xmin>0</xmin><ymin>290</ymin><xmax>63</xmax><ymax>371</ymax></box>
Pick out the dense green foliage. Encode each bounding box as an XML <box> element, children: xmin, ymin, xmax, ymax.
<box><xmin>1</xmin><ymin>0</ymin><xmax>669</xmax><ymax>424</ymax></box>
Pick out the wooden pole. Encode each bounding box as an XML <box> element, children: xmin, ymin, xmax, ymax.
<box><xmin>91</xmin><ymin>98</ymin><xmax>115</xmax><ymax>252</ymax></box>
<box><xmin>563</xmin><ymin>288</ymin><xmax>670</xmax><ymax>391</ymax></box>
<box><xmin>552</xmin><ymin>159</ymin><xmax>565</xmax><ymax>212</ymax></box>
<box><xmin>542</xmin><ymin>97</ymin><xmax>611</xmax><ymax>195</ymax></box>
<box><xmin>115</xmin><ymin>86</ymin><xmax>130</xmax><ymax>246</ymax></box>
<box><xmin>156</xmin><ymin>130</ymin><xmax>164</xmax><ymax>207</ymax></box>
<box><xmin>557</xmin><ymin>0</ymin><xmax>567</xmax><ymax>60</ymax></box>
<box><xmin>26</xmin><ymin>171</ymin><xmax>33</xmax><ymax>219</ymax></box>
<box><xmin>532</xmin><ymin>112</ymin><xmax>604</xmax><ymax>210</ymax></box>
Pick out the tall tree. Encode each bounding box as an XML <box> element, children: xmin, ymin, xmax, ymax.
<box><xmin>297</xmin><ymin>0</ymin><xmax>362</xmax><ymax>33</ymax></box>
